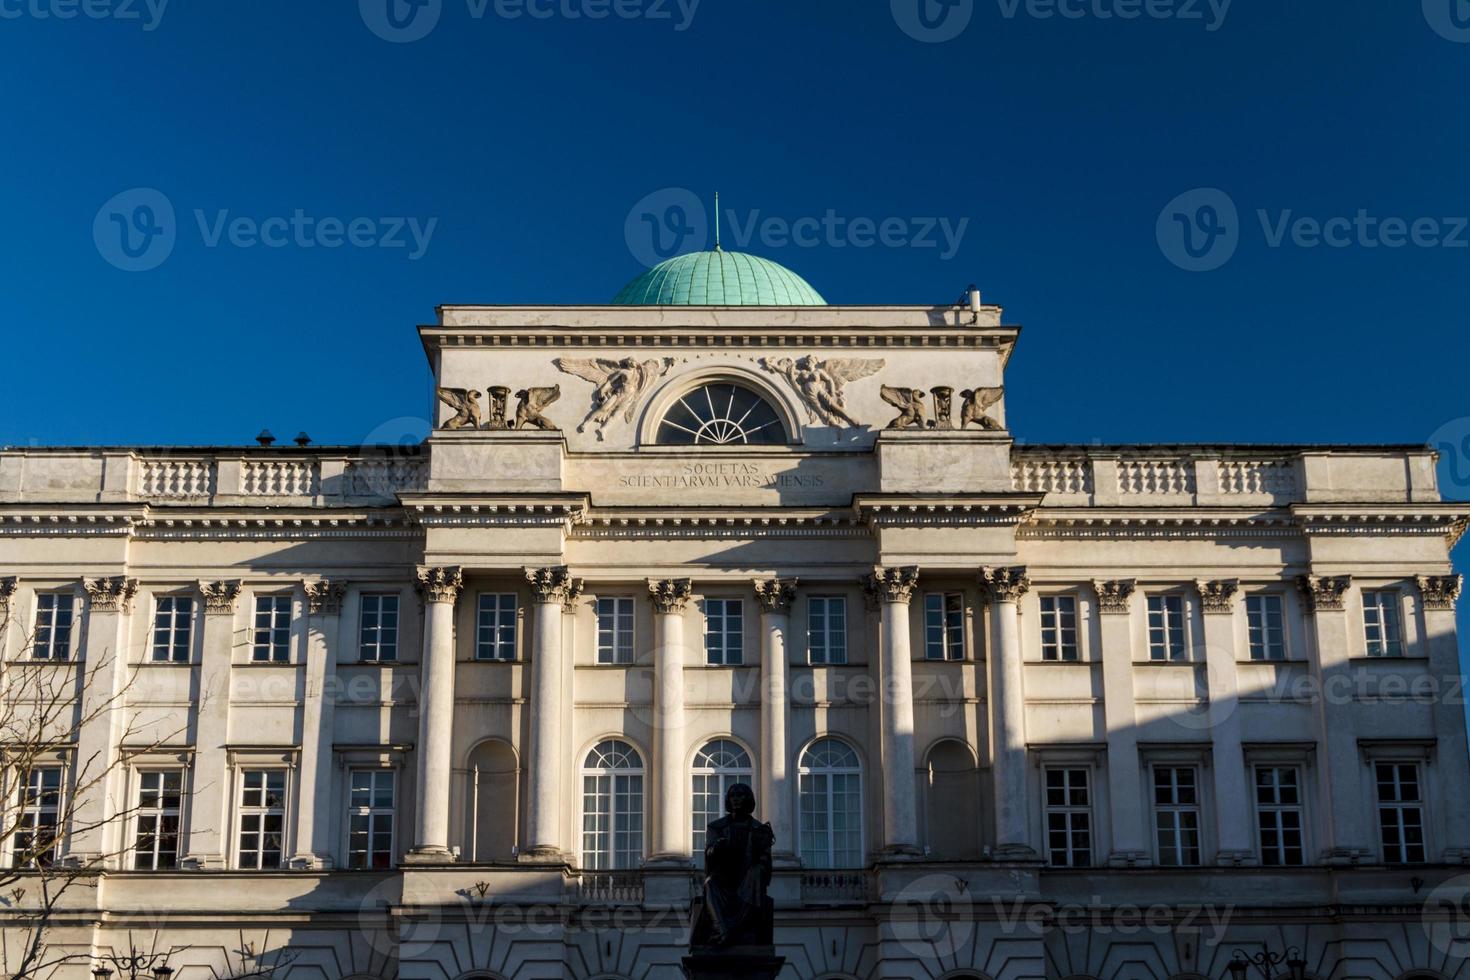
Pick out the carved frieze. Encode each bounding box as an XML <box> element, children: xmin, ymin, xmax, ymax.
<box><xmin>758</xmin><ymin>356</ymin><xmax>883</xmax><ymax>429</ymax></box>
<box><xmin>1196</xmin><ymin>579</ymin><xmax>1239</xmax><ymax>614</ymax></box>
<box><xmin>304</xmin><ymin>580</ymin><xmax>346</xmax><ymax>616</ymax></box>
<box><xmin>84</xmin><ymin>576</ymin><xmax>138</xmax><ymax>613</ymax></box>
<box><xmin>526</xmin><ymin>566</ymin><xmax>579</xmax><ymax>606</ymax></box>
<box><xmin>1297</xmin><ymin>574</ymin><xmax>1351</xmax><ymax>612</ymax></box>
<box><xmin>1093</xmin><ymin>579</ymin><xmax>1135</xmax><ymax>614</ymax></box>
<box><xmin>868</xmin><ymin>566</ymin><xmax>920</xmax><ymax>603</ymax></box>
<box><xmin>555</xmin><ymin>357</ymin><xmax>674</xmax><ymax>440</ymax></box>
<box><xmin>200</xmin><ymin>580</ymin><xmax>242</xmax><ymax>615</ymax></box>
<box><xmin>415</xmin><ymin>566</ymin><xmax>464</xmax><ymax>604</ymax></box>
<box><xmin>980</xmin><ymin>566</ymin><xmax>1030</xmax><ymax>603</ymax></box>
<box><xmin>648</xmin><ymin>578</ymin><xmax>693</xmax><ymax>614</ymax></box>
<box><xmin>1418</xmin><ymin>574</ymin><xmax>1463</xmax><ymax>611</ymax></box>
<box><xmin>515</xmin><ymin>386</ymin><xmax>561</xmax><ymax>431</ymax></box>
<box><xmin>753</xmin><ymin>578</ymin><xmax>798</xmax><ymax>614</ymax></box>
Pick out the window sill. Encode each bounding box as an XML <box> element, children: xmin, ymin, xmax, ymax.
<box><xmin>698</xmin><ymin>663</ymin><xmax>755</xmax><ymax>670</ymax></box>
<box><xmin>136</xmin><ymin>660</ymin><xmax>195</xmax><ymax>667</ymax></box>
<box><xmin>1235</xmin><ymin>658</ymin><xmax>1309</xmax><ymax>665</ymax></box>
<box><xmin>461</xmin><ymin>658</ymin><xmax>522</xmax><ymax>665</ymax></box>
<box><xmin>1028</xmin><ymin>659</ymin><xmax>1095</xmax><ymax>666</ymax></box>
<box><xmin>1347</xmin><ymin>655</ymin><xmax>1429</xmax><ymax>663</ymax></box>
<box><xmin>234</xmin><ymin>660</ymin><xmax>300</xmax><ymax>668</ymax></box>
<box><xmin>345</xmin><ymin>660</ymin><xmax>416</xmax><ymax>667</ymax></box>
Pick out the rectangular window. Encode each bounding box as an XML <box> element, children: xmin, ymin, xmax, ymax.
<box><xmin>133</xmin><ymin>770</ymin><xmax>183</xmax><ymax>870</ymax></box>
<box><xmin>1044</xmin><ymin>767</ymin><xmax>1092</xmax><ymax>867</ymax></box>
<box><xmin>347</xmin><ymin>770</ymin><xmax>395</xmax><ymax>870</ymax></box>
<box><xmin>1039</xmin><ymin>595</ymin><xmax>1079</xmax><ymax>661</ymax></box>
<box><xmin>596</xmin><ymin>597</ymin><xmax>635</xmax><ymax>665</ymax></box>
<box><xmin>807</xmin><ymin>596</ymin><xmax>848</xmax><ymax>666</ymax></box>
<box><xmin>236</xmin><ymin>769</ymin><xmax>286</xmax><ymax>869</ymax></box>
<box><xmin>1376</xmin><ymin>762</ymin><xmax>1426</xmax><ymax>863</ymax></box>
<box><xmin>1147</xmin><ymin>594</ymin><xmax>1187</xmax><ymax>661</ymax></box>
<box><xmin>32</xmin><ymin>594</ymin><xmax>75</xmax><ymax>661</ymax></box>
<box><xmin>924</xmin><ymin>593</ymin><xmax>965</xmax><ymax>661</ymax></box>
<box><xmin>358</xmin><ymin>594</ymin><xmax>400</xmax><ymax>662</ymax></box>
<box><xmin>1363</xmin><ymin>591</ymin><xmax>1404</xmax><ymax>658</ymax></box>
<box><xmin>1245</xmin><ymin>594</ymin><xmax>1286</xmax><ymax>661</ymax></box>
<box><xmin>12</xmin><ymin>766</ymin><xmax>63</xmax><ymax>867</ymax></box>
<box><xmin>1152</xmin><ymin>766</ymin><xmax>1201</xmax><ymax>866</ymax></box>
<box><xmin>151</xmin><ymin>597</ymin><xmax>194</xmax><ymax>663</ymax></box>
<box><xmin>1254</xmin><ymin>765</ymin><xmax>1304</xmax><ymax>867</ymax></box>
<box><xmin>704</xmin><ymin>599</ymin><xmax>744</xmax><ymax>666</ymax></box>
<box><xmin>475</xmin><ymin>594</ymin><xmax>517</xmax><ymax>661</ymax></box>
<box><xmin>251</xmin><ymin>595</ymin><xmax>292</xmax><ymax>663</ymax></box>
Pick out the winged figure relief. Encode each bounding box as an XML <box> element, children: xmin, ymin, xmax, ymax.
<box><xmin>554</xmin><ymin>357</ymin><xmax>676</xmax><ymax>440</ymax></box>
<box><xmin>758</xmin><ymin>356</ymin><xmax>884</xmax><ymax>429</ymax></box>
<box><xmin>959</xmin><ymin>386</ymin><xmax>1005</xmax><ymax>430</ymax></box>
<box><xmin>515</xmin><ymin>385</ymin><xmax>561</xmax><ymax>431</ymax></box>
<box><xmin>880</xmin><ymin>385</ymin><xmax>927</xmax><ymax>430</ymax></box>
<box><xmin>436</xmin><ymin>386</ymin><xmax>482</xmax><ymax>430</ymax></box>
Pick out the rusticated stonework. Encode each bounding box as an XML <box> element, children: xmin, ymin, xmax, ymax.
<box><xmin>1298</xmin><ymin>574</ymin><xmax>1351</xmax><ymax>612</ymax></box>
<box><xmin>304</xmin><ymin>579</ymin><xmax>346</xmax><ymax>616</ymax></box>
<box><xmin>526</xmin><ymin>566</ymin><xmax>579</xmax><ymax>606</ymax></box>
<box><xmin>1418</xmin><ymin>574</ymin><xmax>1463</xmax><ymax>611</ymax></box>
<box><xmin>868</xmin><ymin>566</ymin><xmax>920</xmax><ymax>603</ymax></box>
<box><xmin>980</xmin><ymin>565</ymin><xmax>1030</xmax><ymax>603</ymax></box>
<box><xmin>648</xmin><ymin>578</ymin><xmax>693</xmax><ymax>614</ymax></box>
<box><xmin>753</xmin><ymin>578</ymin><xmax>798</xmax><ymax>613</ymax></box>
<box><xmin>415</xmin><ymin>566</ymin><xmax>464</xmax><ymax>604</ymax></box>
<box><xmin>1197</xmin><ymin>579</ymin><xmax>1239</xmax><ymax>614</ymax></box>
<box><xmin>84</xmin><ymin>576</ymin><xmax>138</xmax><ymax>613</ymax></box>
<box><xmin>200</xmin><ymin>580</ymin><xmax>242</xmax><ymax>615</ymax></box>
<box><xmin>1093</xmin><ymin>579</ymin><xmax>1135</xmax><ymax>614</ymax></box>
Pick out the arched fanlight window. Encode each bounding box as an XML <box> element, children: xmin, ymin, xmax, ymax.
<box><xmin>691</xmin><ymin>739</ymin><xmax>754</xmax><ymax>862</ymax></box>
<box><xmin>581</xmin><ymin>739</ymin><xmax>644</xmax><ymax>870</ymax></box>
<box><xmin>656</xmin><ymin>383</ymin><xmax>786</xmax><ymax>446</ymax></box>
<box><xmin>798</xmin><ymin>738</ymin><xmax>863</xmax><ymax>868</ymax></box>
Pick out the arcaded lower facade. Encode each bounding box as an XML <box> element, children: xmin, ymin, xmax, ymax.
<box><xmin>3</xmin><ymin>252</ymin><xmax>1469</xmax><ymax>980</ymax></box>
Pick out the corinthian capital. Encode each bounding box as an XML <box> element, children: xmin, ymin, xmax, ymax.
<box><xmin>525</xmin><ymin>566</ymin><xmax>580</xmax><ymax>606</ymax></box>
<box><xmin>200</xmin><ymin>580</ymin><xmax>242</xmax><ymax>615</ymax></box>
<box><xmin>1196</xmin><ymin>579</ymin><xmax>1239</xmax><ymax>615</ymax></box>
<box><xmin>0</xmin><ymin>577</ymin><xmax>17</xmax><ymax>612</ymax></box>
<box><xmin>305</xmin><ymin>580</ymin><xmax>346</xmax><ymax>616</ymax></box>
<box><xmin>980</xmin><ymin>566</ymin><xmax>1030</xmax><ymax>603</ymax></box>
<box><xmin>753</xmin><ymin>578</ymin><xmax>798</xmax><ymax>614</ymax></box>
<box><xmin>415</xmin><ymin>566</ymin><xmax>464</xmax><ymax>604</ymax></box>
<box><xmin>84</xmin><ymin>577</ymin><xmax>138</xmax><ymax>614</ymax></box>
<box><xmin>868</xmin><ymin>566</ymin><xmax>919</xmax><ymax>604</ymax></box>
<box><xmin>1297</xmin><ymin>574</ymin><xmax>1350</xmax><ymax>612</ymax></box>
<box><xmin>1418</xmin><ymin>574</ymin><xmax>1463</xmax><ymax>611</ymax></box>
<box><xmin>1093</xmin><ymin>579</ymin><xmax>1135</xmax><ymax>614</ymax></box>
<box><xmin>647</xmin><ymin>578</ymin><xmax>693</xmax><ymax>614</ymax></box>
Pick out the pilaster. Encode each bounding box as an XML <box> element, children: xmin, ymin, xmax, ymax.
<box><xmin>183</xmin><ymin>580</ymin><xmax>240</xmax><ymax>870</ymax></box>
<box><xmin>292</xmin><ymin>579</ymin><xmax>345</xmax><ymax>869</ymax></box>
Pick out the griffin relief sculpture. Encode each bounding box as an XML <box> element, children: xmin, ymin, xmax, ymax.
<box><xmin>553</xmin><ymin>357</ymin><xmax>675</xmax><ymax>440</ymax></box>
<box><xmin>880</xmin><ymin>385</ymin><xmax>927</xmax><ymax>429</ymax></box>
<box><xmin>515</xmin><ymin>385</ymin><xmax>561</xmax><ymax>431</ymax></box>
<box><xmin>959</xmin><ymin>386</ymin><xmax>1004</xmax><ymax>430</ymax></box>
<box><xmin>436</xmin><ymin>387</ymin><xmax>482</xmax><ymax>430</ymax></box>
<box><xmin>758</xmin><ymin>356</ymin><xmax>883</xmax><ymax>429</ymax></box>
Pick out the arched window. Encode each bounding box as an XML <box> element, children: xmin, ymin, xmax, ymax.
<box><xmin>925</xmin><ymin>741</ymin><xmax>981</xmax><ymax>861</ymax></box>
<box><xmin>463</xmin><ymin>739</ymin><xmax>517</xmax><ymax>863</ymax></box>
<box><xmin>656</xmin><ymin>383</ymin><xmax>786</xmax><ymax>446</ymax></box>
<box><xmin>798</xmin><ymin>738</ymin><xmax>863</xmax><ymax>868</ymax></box>
<box><xmin>581</xmin><ymin>740</ymin><xmax>644</xmax><ymax>869</ymax></box>
<box><xmin>691</xmin><ymin>739</ymin><xmax>754</xmax><ymax>862</ymax></box>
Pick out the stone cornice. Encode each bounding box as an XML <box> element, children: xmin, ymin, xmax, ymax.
<box><xmin>1291</xmin><ymin>504</ymin><xmax>1470</xmax><ymax>548</ymax></box>
<box><xmin>200</xmin><ymin>580</ymin><xmax>242</xmax><ymax>615</ymax></box>
<box><xmin>753</xmin><ymin>578</ymin><xmax>798</xmax><ymax>614</ymax></box>
<box><xmin>647</xmin><ymin>578</ymin><xmax>693</xmax><ymax>614</ymax></box>
<box><xmin>525</xmin><ymin>566</ymin><xmax>580</xmax><ymax>606</ymax></box>
<box><xmin>855</xmin><ymin>496</ymin><xmax>1039</xmax><ymax>528</ymax></box>
<box><xmin>1298</xmin><ymin>574</ymin><xmax>1352</xmax><ymax>612</ymax></box>
<box><xmin>136</xmin><ymin>512</ymin><xmax>416</xmax><ymax>540</ymax></box>
<box><xmin>1021</xmin><ymin>510</ymin><xmax>1298</xmax><ymax>540</ymax></box>
<box><xmin>0</xmin><ymin>512</ymin><xmax>136</xmax><ymax>536</ymax></box>
<box><xmin>980</xmin><ymin>566</ymin><xmax>1031</xmax><ymax>603</ymax></box>
<box><xmin>572</xmin><ymin>509</ymin><xmax>865</xmax><ymax>540</ymax></box>
<box><xmin>403</xmin><ymin>496</ymin><xmax>587</xmax><ymax>530</ymax></box>
<box><xmin>1196</xmin><ymin>579</ymin><xmax>1240</xmax><ymax>614</ymax></box>
<box><xmin>1418</xmin><ymin>574</ymin><xmax>1463</xmax><ymax>611</ymax></box>
<box><xmin>304</xmin><ymin>580</ymin><xmax>346</xmax><ymax>616</ymax></box>
<box><xmin>1092</xmin><ymin>579</ymin><xmax>1135</xmax><ymax>614</ymax></box>
<box><xmin>415</xmin><ymin>566</ymin><xmax>464</xmax><ymax>604</ymax></box>
<box><xmin>868</xmin><ymin>566</ymin><xmax>919</xmax><ymax>604</ymax></box>
<box><xmin>84</xmin><ymin>577</ymin><xmax>138</xmax><ymax>613</ymax></box>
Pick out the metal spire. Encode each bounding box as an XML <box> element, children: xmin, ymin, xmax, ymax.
<box><xmin>714</xmin><ymin>191</ymin><xmax>721</xmax><ymax>251</ymax></box>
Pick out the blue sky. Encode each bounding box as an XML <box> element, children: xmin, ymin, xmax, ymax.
<box><xmin>3</xmin><ymin>1</ymin><xmax>1469</xmax><ymax>604</ymax></box>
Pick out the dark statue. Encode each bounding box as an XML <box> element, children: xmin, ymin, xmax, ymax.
<box><xmin>689</xmin><ymin>782</ymin><xmax>774</xmax><ymax>949</ymax></box>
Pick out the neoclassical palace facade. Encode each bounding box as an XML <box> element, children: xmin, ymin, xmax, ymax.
<box><xmin>3</xmin><ymin>252</ymin><xmax>1470</xmax><ymax>980</ymax></box>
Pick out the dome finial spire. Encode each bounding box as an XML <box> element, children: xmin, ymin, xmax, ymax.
<box><xmin>713</xmin><ymin>191</ymin><xmax>721</xmax><ymax>252</ymax></box>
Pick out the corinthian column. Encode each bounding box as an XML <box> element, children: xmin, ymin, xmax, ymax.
<box><xmin>408</xmin><ymin>566</ymin><xmax>462</xmax><ymax>861</ymax></box>
<box><xmin>754</xmin><ymin>577</ymin><xmax>797</xmax><ymax>865</ymax></box>
<box><xmin>293</xmin><ymin>580</ymin><xmax>345</xmax><ymax>869</ymax></box>
<box><xmin>981</xmin><ymin>565</ymin><xmax>1036</xmax><ymax>860</ymax></box>
<box><xmin>184</xmin><ymin>580</ymin><xmax>240</xmax><ymax>869</ymax></box>
<box><xmin>869</xmin><ymin>566</ymin><xmax>921</xmax><ymax>858</ymax></box>
<box><xmin>648</xmin><ymin>578</ymin><xmax>693</xmax><ymax>864</ymax></box>
<box><xmin>523</xmin><ymin>566</ymin><xmax>581</xmax><ymax>862</ymax></box>
<box><xmin>1418</xmin><ymin>575</ymin><xmax>1470</xmax><ymax>860</ymax></box>
<box><xmin>69</xmin><ymin>577</ymin><xmax>138</xmax><ymax>865</ymax></box>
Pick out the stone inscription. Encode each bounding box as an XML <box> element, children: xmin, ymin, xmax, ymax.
<box><xmin>617</xmin><ymin>462</ymin><xmax>824</xmax><ymax>490</ymax></box>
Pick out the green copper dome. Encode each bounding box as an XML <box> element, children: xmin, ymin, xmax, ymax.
<box><xmin>613</xmin><ymin>250</ymin><xmax>826</xmax><ymax>306</ymax></box>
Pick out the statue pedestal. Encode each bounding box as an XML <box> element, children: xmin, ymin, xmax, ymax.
<box><xmin>682</xmin><ymin>946</ymin><xmax>785</xmax><ymax>980</ymax></box>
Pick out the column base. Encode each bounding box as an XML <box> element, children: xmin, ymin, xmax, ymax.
<box><xmin>991</xmin><ymin>843</ymin><xmax>1040</xmax><ymax>862</ymax></box>
<box><xmin>1320</xmin><ymin>846</ymin><xmax>1369</xmax><ymax>866</ymax></box>
<box><xmin>289</xmin><ymin>853</ymin><xmax>335</xmax><ymax>870</ymax></box>
<box><xmin>1214</xmin><ymin>849</ymin><xmax>1257</xmax><ymax>868</ymax></box>
<box><xmin>644</xmin><ymin>853</ymin><xmax>695</xmax><ymax>869</ymax></box>
<box><xmin>518</xmin><ymin>846</ymin><xmax>572</xmax><ymax>866</ymax></box>
<box><xmin>772</xmin><ymin>850</ymin><xmax>802</xmax><ymax>870</ymax></box>
<box><xmin>402</xmin><ymin>846</ymin><xmax>458</xmax><ymax>865</ymax></box>
<box><xmin>179</xmin><ymin>854</ymin><xmax>226</xmax><ymax>871</ymax></box>
<box><xmin>1443</xmin><ymin>848</ymin><xmax>1470</xmax><ymax>865</ymax></box>
<box><xmin>1107</xmin><ymin>850</ymin><xmax>1152</xmax><ymax>868</ymax></box>
<box><xmin>877</xmin><ymin>844</ymin><xmax>924</xmax><ymax>861</ymax></box>
<box><xmin>57</xmin><ymin>852</ymin><xmax>107</xmax><ymax>871</ymax></box>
